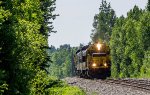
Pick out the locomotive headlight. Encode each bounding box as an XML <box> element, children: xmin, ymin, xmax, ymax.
<box><xmin>96</xmin><ymin>43</ymin><xmax>101</xmax><ymax>50</ymax></box>
<box><xmin>92</xmin><ymin>63</ymin><xmax>96</xmax><ymax>67</ymax></box>
<box><xmin>104</xmin><ymin>63</ymin><xmax>107</xmax><ymax>67</ymax></box>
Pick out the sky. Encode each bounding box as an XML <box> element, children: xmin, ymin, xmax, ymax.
<box><xmin>48</xmin><ymin>0</ymin><xmax>148</xmax><ymax>48</ymax></box>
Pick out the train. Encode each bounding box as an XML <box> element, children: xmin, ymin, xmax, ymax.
<box><xmin>74</xmin><ymin>42</ymin><xmax>111</xmax><ymax>78</ymax></box>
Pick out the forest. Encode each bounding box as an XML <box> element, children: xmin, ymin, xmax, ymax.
<box><xmin>0</xmin><ymin>0</ymin><xmax>150</xmax><ymax>95</ymax></box>
<box><xmin>47</xmin><ymin>45</ymin><xmax>77</xmax><ymax>78</ymax></box>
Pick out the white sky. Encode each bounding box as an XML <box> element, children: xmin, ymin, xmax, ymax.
<box><xmin>48</xmin><ymin>0</ymin><xmax>148</xmax><ymax>48</ymax></box>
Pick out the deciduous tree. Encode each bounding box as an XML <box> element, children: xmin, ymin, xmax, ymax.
<box><xmin>91</xmin><ymin>0</ymin><xmax>116</xmax><ymax>43</ymax></box>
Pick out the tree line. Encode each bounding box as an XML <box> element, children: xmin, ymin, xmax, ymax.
<box><xmin>91</xmin><ymin>0</ymin><xmax>150</xmax><ymax>78</ymax></box>
<box><xmin>47</xmin><ymin>44</ymin><xmax>76</xmax><ymax>78</ymax></box>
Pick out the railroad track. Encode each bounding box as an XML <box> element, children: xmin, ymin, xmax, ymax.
<box><xmin>65</xmin><ymin>77</ymin><xmax>150</xmax><ymax>95</ymax></box>
<box><xmin>100</xmin><ymin>78</ymin><xmax>150</xmax><ymax>93</ymax></box>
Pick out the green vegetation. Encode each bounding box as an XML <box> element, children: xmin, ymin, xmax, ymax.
<box><xmin>0</xmin><ymin>0</ymin><xmax>149</xmax><ymax>94</ymax></box>
<box><xmin>48</xmin><ymin>44</ymin><xmax>77</xmax><ymax>78</ymax></box>
<box><xmin>110</xmin><ymin>6</ymin><xmax>150</xmax><ymax>78</ymax></box>
<box><xmin>48</xmin><ymin>86</ymin><xmax>85</xmax><ymax>95</ymax></box>
<box><xmin>0</xmin><ymin>0</ymin><xmax>85</xmax><ymax>94</ymax></box>
<box><xmin>91</xmin><ymin>0</ymin><xmax>150</xmax><ymax>78</ymax></box>
<box><xmin>147</xmin><ymin>0</ymin><xmax>150</xmax><ymax>11</ymax></box>
<box><xmin>91</xmin><ymin>0</ymin><xmax>116</xmax><ymax>43</ymax></box>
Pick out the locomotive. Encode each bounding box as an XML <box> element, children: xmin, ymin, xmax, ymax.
<box><xmin>74</xmin><ymin>42</ymin><xmax>111</xmax><ymax>78</ymax></box>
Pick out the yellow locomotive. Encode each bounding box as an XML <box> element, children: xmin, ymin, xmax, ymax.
<box><xmin>74</xmin><ymin>42</ymin><xmax>111</xmax><ymax>78</ymax></box>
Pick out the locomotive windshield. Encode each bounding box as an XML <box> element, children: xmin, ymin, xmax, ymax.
<box><xmin>92</xmin><ymin>53</ymin><xmax>106</xmax><ymax>57</ymax></box>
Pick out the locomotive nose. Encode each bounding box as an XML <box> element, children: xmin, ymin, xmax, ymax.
<box><xmin>91</xmin><ymin>58</ymin><xmax>108</xmax><ymax>68</ymax></box>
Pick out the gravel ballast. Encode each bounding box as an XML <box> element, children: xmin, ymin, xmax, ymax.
<box><xmin>63</xmin><ymin>77</ymin><xmax>150</xmax><ymax>95</ymax></box>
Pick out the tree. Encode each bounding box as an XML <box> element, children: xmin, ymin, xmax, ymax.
<box><xmin>0</xmin><ymin>2</ymin><xmax>11</xmax><ymax>93</ymax></box>
<box><xmin>0</xmin><ymin>0</ymin><xmax>57</xmax><ymax>94</ymax></box>
<box><xmin>110</xmin><ymin>16</ymin><xmax>126</xmax><ymax>77</ymax></box>
<box><xmin>110</xmin><ymin>5</ymin><xmax>150</xmax><ymax>78</ymax></box>
<box><xmin>0</xmin><ymin>0</ymin><xmax>85</xmax><ymax>94</ymax></box>
<box><xmin>139</xmin><ymin>12</ymin><xmax>150</xmax><ymax>78</ymax></box>
<box><xmin>123</xmin><ymin>19</ymin><xmax>142</xmax><ymax>77</ymax></box>
<box><xmin>127</xmin><ymin>5</ymin><xmax>143</xmax><ymax>21</ymax></box>
<box><xmin>147</xmin><ymin>0</ymin><xmax>150</xmax><ymax>11</ymax></box>
<box><xmin>140</xmin><ymin>50</ymin><xmax>150</xmax><ymax>78</ymax></box>
<box><xmin>91</xmin><ymin>0</ymin><xmax>116</xmax><ymax>43</ymax></box>
<box><xmin>48</xmin><ymin>45</ymin><xmax>77</xmax><ymax>78</ymax></box>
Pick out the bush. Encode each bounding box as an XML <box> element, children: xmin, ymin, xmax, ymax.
<box><xmin>29</xmin><ymin>71</ymin><xmax>85</xmax><ymax>95</ymax></box>
<box><xmin>140</xmin><ymin>50</ymin><xmax>150</xmax><ymax>78</ymax></box>
<box><xmin>47</xmin><ymin>86</ymin><xmax>85</xmax><ymax>95</ymax></box>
